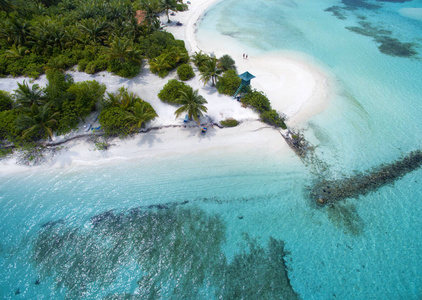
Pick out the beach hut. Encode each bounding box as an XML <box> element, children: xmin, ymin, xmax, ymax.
<box><xmin>233</xmin><ymin>71</ymin><xmax>255</xmax><ymax>99</ymax></box>
<box><xmin>135</xmin><ymin>10</ymin><xmax>147</xmax><ymax>25</ymax></box>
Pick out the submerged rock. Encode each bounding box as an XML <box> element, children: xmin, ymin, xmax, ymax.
<box><xmin>310</xmin><ymin>149</ymin><xmax>422</xmax><ymax>205</ymax></box>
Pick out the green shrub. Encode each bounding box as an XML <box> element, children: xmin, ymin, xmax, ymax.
<box><xmin>177</xmin><ymin>64</ymin><xmax>195</xmax><ymax>81</ymax></box>
<box><xmin>0</xmin><ymin>91</ymin><xmax>13</xmax><ymax>112</ymax></box>
<box><xmin>107</xmin><ymin>59</ymin><xmax>141</xmax><ymax>78</ymax></box>
<box><xmin>139</xmin><ymin>31</ymin><xmax>180</xmax><ymax>59</ymax></box>
<box><xmin>68</xmin><ymin>80</ymin><xmax>106</xmax><ymax>115</ymax></box>
<box><xmin>0</xmin><ymin>109</ymin><xmax>21</xmax><ymax>141</ymax></box>
<box><xmin>216</xmin><ymin>69</ymin><xmax>241</xmax><ymax>96</ymax></box>
<box><xmin>242</xmin><ymin>90</ymin><xmax>271</xmax><ymax>113</ymax></box>
<box><xmin>176</xmin><ymin>3</ymin><xmax>188</xmax><ymax>11</ymax></box>
<box><xmin>260</xmin><ymin>109</ymin><xmax>287</xmax><ymax>129</ymax></box>
<box><xmin>77</xmin><ymin>58</ymin><xmax>89</xmax><ymax>72</ymax></box>
<box><xmin>44</xmin><ymin>70</ymin><xmax>74</xmax><ymax>109</ymax></box>
<box><xmin>56</xmin><ymin>100</ymin><xmax>79</xmax><ymax>134</ymax></box>
<box><xmin>99</xmin><ymin>106</ymin><xmax>130</xmax><ymax>137</ymax></box>
<box><xmin>220</xmin><ymin>118</ymin><xmax>239</xmax><ymax>127</ymax></box>
<box><xmin>54</xmin><ymin>80</ymin><xmax>106</xmax><ymax>134</ymax></box>
<box><xmin>85</xmin><ymin>57</ymin><xmax>108</xmax><ymax>74</ymax></box>
<box><xmin>158</xmin><ymin>79</ymin><xmax>193</xmax><ymax>104</ymax></box>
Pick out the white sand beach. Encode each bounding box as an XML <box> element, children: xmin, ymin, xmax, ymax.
<box><xmin>0</xmin><ymin>0</ymin><xmax>333</xmax><ymax>175</ymax></box>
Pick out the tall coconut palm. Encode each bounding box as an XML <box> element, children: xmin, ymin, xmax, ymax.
<box><xmin>14</xmin><ymin>81</ymin><xmax>45</xmax><ymax>108</ymax></box>
<box><xmin>158</xmin><ymin>0</ymin><xmax>177</xmax><ymax>23</ymax></box>
<box><xmin>174</xmin><ymin>89</ymin><xmax>207</xmax><ymax>124</ymax></box>
<box><xmin>125</xmin><ymin>100</ymin><xmax>158</xmax><ymax>131</ymax></box>
<box><xmin>15</xmin><ymin>102</ymin><xmax>59</xmax><ymax>141</ymax></box>
<box><xmin>199</xmin><ymin>57</ymin><xmax>223</xmax><ymax>86</ymax></box>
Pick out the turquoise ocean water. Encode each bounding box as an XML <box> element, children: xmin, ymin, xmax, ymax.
<box><xmin>1</xmin><ymin>0</ymin><xmax>422</xmax><ymax>299</ymax></box>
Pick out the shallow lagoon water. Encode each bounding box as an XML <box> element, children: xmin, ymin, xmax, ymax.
<box><xmin>1</xmin><ymin>0</ymin><xmax>422</xmax><ymax>299</ymax></box>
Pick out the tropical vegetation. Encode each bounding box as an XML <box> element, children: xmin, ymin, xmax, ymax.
<box><xmin>99</xmin><ymin>87</ymin><xmax>157</xmax><ymax>136</ymax></box>
<box><xmin>177</xmin><ymin>63</ymin><xmax>195</xmax><ymax>81</ymax></box>
<box><xmin>216</xmin><ymin>69</ymin><xmax>242</xmax><ymax>96</ymax></box>
<box><xmin>220</xmin><ymin>118</ymin><xmax>239</xmax><ymax>127</ymax></box>
<box><xmin>158</xmin><ymin>79</ymin><xmax>193</xmax><ymax>104</ymax></box>
<box><xmin>0</xmin><ymin>0</ymin><xmax>189</xmax><ymax>79</ymax></box>
<box><xmin>174</xmin><ymin>89</ymin><xmax>207</xmax><ymax>123</ymax></box>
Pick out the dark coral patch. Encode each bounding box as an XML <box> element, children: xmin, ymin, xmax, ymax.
<box><xmin>325</xmin><ymin>6</ymin><xmax>348</xmax><ymax>20</ymax></box>
<box><xmin>341</xmin><ymin>0</ymin><xmax>382</xmax><ymax>10</ymax></box>
<box><xmin>375</xmin><ymin>36</ymin><xmax>418</xmax><ymax>57</ymax></box>
<box><xmin>346</xmin><ymin>21</ymin><xmax>418</xmax><ymax>58</ymax></box>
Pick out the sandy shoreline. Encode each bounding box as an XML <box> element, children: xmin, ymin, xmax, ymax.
<box><xmin>0</xmin><ymin>0</ymin><xmax>333</xmax><ymax>175</ymax></box>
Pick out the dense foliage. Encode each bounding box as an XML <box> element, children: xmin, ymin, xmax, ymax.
<box><xmin>158</xmin><ymin>79</ymin><xmax>193</xmax><ymax>104</ymax></box>
<box><xmin>216</xmin><ymin>69</ymin><xmax>241</xmax><ymax>96</ymax></box>
<box><xmin>241</xmin><ymin>89</ymin><xmax>287</xmax><ymax>129</ymax></box>
<box><xmin>99</xmin><ymin>87</ymin><xmax>157</xmax><ymax>136</ymax></box>
<box><xmin>0</xmin><ymin>70</ymin><xmax>107</xmax><ymax>146</ymax></box>
<box><xmin>0</xmin><ymin>90</ymin><xmax>12</xmax><ymax>111</ymax></box>
<box><xmin>149</xmin><ymin>45</ymin><xmax>189</xmax><ymax>78</ymax></box>
<box><xmin>177</xmin><ymin>63</ymin><xmax>195</xmax><ymax>81</ymax></box>
<box><xmin>260</xmin><ymin>109</ymin><xmax>287</xmax><ymax>129</ymax></box>
<box><xmin>0</xmin><ymin>0</ymin><xmax>188</xmax><ymax>78</ymax></box>
<box><xmin>241</xmin><ymin>90</ymin><xmax>271</xmax><ymax>113</ymax></box>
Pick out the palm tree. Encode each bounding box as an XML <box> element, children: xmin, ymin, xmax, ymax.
<box><xmin>190</xmin><ymin>51</ymin><xmax>209</xmax><ymax>69</ymax></box>
<box><xmin>105</xmin><ymin>36</ymin><xmax>142</xmax><ymax>63</ymax></box>
<box><xmin>125</xmin><ymin>100</ymin><xmax>158</xmax><ymax>131</ymax></box>
<box><xmin>149</xmin><ymin>55</ymin><xmax>171</xmax><ymax>75</ymax></box>
<box><xmin>218</xmin><ymin>54</ymin><xmax>236</xmax><ymax>71</ymax></box>
<box><xmin>14</xmin><ymin>81</ymin><xmax>45</xmax><ymax>108</ymax></box>
<box><xmin>78</xmin><ymin>18</ymin><xmax>108</xmax><ymax>46</ymax></box>
<box><xmin>15</xmin><ymin>102</ymin><xmax>59</xmax><ymax>141</ymax></box>
<box><xmin>4</xmin><ymin>44</ymin><xmax>28</xmax><ymax>59</ymax></box>
<box><xmin>199</xmin><ymin>57</ymin><xmax>223</xmax><ymax>86</ymax></box>
<box><xmin>44</xmin><ymin>56</ymin><xmax>66</xmax><ymax>73</ymax></box>
<box><xmin>158</xmin><ymin>0</ymin><xmax>177</xmax><ymax>23</ymax></box>
<box><xmin>105</xmin><ymin>87</ymin><xmax>140</xmax><ymax>109</ymax></box>
<box><xmin>119</xmin><ymin>88</ymin><xmax>141</xmax><ymax>110</ymax></box>
<box><xmin>8</xmin><ymin>18</ymin><xmax>31</xmax><ymax>46</ymax></box>
<box><xmin>174</xmin><ymin>89</ymin><xmax>207</xmax><ymax>124</ymax></box>
<box><xmin>168</xmin><ymin>46</ymin><xmax>189</xmax><ymax>65</ymax></box>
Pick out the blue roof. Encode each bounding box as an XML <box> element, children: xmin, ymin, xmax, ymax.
<box><xmin>238</xmin><ymin>71</ymin><xmax>255</xmax><ymax>81</ymax></box>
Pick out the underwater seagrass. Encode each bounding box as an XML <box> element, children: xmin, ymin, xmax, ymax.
<box><xmin>32</xmin><ymin>205</ymin><xmax>299</xmax><ymax>299</ymax></box>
